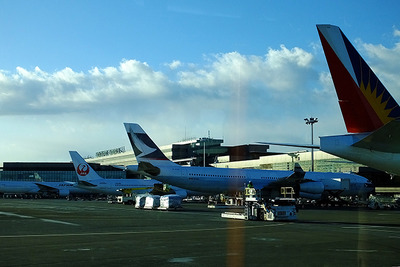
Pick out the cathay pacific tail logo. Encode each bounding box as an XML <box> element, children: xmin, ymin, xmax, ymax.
<box><xmin>77</xmin><ymin>163</ymin><xmax>90</xmax><ymax>176</ymax></box>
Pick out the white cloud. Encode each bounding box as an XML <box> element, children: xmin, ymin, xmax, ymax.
<box><xmin>53</xmin><ymin>67</ymin><xmax>84</xmax><ymax>84</ymax></box>
<box><xmin>178</xmin><ymin>46</ymin><xmax>314</xmax><ymax>96</ymax></box>
<box><xmin>0</xmin><ymin>59</ymin><xmax>172</xmax><ymax>115</ymax></box>
<box><xmin>166</xmin><ymin>60</ymin><xmax>182</xmax><ymax>70</ymax></box>
<box><xmin>394</xmin><ymin>27</ymin><xmax>400</xmax><ymax>38</ymax></box>
<box><xmin>1</xmin><ymin>40</ymin><xmax>399</xmax><ymax>161</ymax></box>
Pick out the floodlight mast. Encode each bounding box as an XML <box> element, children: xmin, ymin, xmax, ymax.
<box><xmin>304</xmin><ymin>117</ymin><xmax>318</xmax><ymax>171</ymax></box>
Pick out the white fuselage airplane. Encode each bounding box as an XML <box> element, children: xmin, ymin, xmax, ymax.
<box><xmin>69</xmin><ymin>151</ymin><xmax>190</xmax><ymax>198</ymax></box>
<box><xmin>35</xmin><ymin>181</ymin><xmax>92</xmax><ymax>197</ymax></box>
<box><xmin>0</xmin><ymin>181</ymin><xmax>40</xmax><ymax>195</ymax></box>
<box><xmin>317</xmin><ymin>24</ymin><xmax>400</xmax><ymax>175</ymax></box>
<box><xmin>124</xmin><ymin>123</ymin><xmax>374</xmax><ymax>200</ymax></box>
<box><xmin>0</xmin><ymin>180</ymin><xmax>91</xmax><ymax>197</ymax></box>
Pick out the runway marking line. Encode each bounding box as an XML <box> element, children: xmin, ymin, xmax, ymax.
<box><xmin>342</xmin><ymin>226</ymin><xmax>400</xmax><ymax>234</ymax></box>
<box><xmin>40</xmin><ymin>219</ymin><xmax>80</xmax><ymax>226</ymax></box>
<box><xmin>334</xmin><ymin>249</ymin><xmax>377</xmax><ymax>253</ymax></box>
<box><xmin>0</xmin><ymin>211</ymin><xmax>34</xmax><ymax>219</ymax></box>
<box><xmin>0</xmin><ymin>223</ymin><xmax>289</xmax><ymax>239</ymax></box>
<box><xmin>0</xmin><ymin>211</ymin><xmax>79</xmax><ymax>227</ymax></box>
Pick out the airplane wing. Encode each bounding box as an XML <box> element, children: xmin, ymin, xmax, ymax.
<box><xmin>34</xmin><ymin>183</ymin><xmax>59</xmax><ymax>193</ymax></box>
<box><xmin>256</xmin><ymin>170</ymin><xmax>307</xmax><ymax>199</ymax></box>
<box><xmin>269</xmin><ymin>168</ymin><xmax>307</xmax><ymax>187</ymax></box>
<box><xmin>257</xmin><ymin>142</ymin><xmax>320</xmax><ymax>149</ymax></box>
<box><xmin>78</xmin><ymin>180</ymin><xmax>97</xmax><ymax>187</ymax></box>
<box><xmin>112</xmin><ymin>165</ymin><xmax>127</xmax><ymax>170</ymax></box>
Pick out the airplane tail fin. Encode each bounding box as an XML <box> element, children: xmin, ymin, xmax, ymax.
<box><xmin>69</xmin><ymin>151</ymin><xmax>104</xmax><ymax>182</ymax></box>
<box><xmin>317</xmin><ymin>24</ymin><xmax>400</xmax><ymax>133</ymax></box>
<box><xmin>33</xmin><ymin>173</ymin><xmax>43</xmax><ymax>182</ymax></box>
<box><xmin>293</xmin><ymin>163</ymin><xmax>305</xmax><ymax>173</ymax></box>
<box><xmin>124</xmin><ymin>123</ymin><xmax>179</xmax><ymax>168</ymax></box>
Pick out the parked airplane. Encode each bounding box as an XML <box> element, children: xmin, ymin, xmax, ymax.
<box><xmin>69</xmin><ymin>151</ymin><xmax>190</xmax><ymax>197</ymax></box>
<box><xmin>0</xmin><ymin>181</ymin><xmax>41</xmax><ymax>195</ymax></box>
<box><xmin>0</xmin><ymin>180</ymin><xmax>91</xmax><ymax>197</ymax></box>
<box><xmin>35</xmin><ymin>181</ymin><xmax>91</xmax><ymax>197</ymax></box>
<box><xmin>316</xmin><ymin>24</ymin><xmax>400</xmax><ymax>175</ymax></box>
<box><xmin>124</xmin><ymin>123</ymin><xmax>374</xmax><ymax>200</ymax></box>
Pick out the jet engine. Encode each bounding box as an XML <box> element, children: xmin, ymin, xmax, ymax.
<box><xmin>58</xmin><ymin>189</ymin><xmax>70</xmax><ymax>198</ymax></box>
<box><xmin>299</xmin><ymin>181</ymin><xmax>325</xmax><ymax>200</ymax></box>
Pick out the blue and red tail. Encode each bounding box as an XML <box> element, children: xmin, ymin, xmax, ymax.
<box><xmin>317</xmin><ymin>24</ymin><xmax>400</xmax><ymax>133</ymax></box>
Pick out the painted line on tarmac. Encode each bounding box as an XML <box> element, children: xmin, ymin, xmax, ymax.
<box><xmin>40</xmin><ymin>219</ymin><xmax>80</xmax><ymax>226</ymax></box>
<box><xmin>342</xmin><ymin>226</ymin><xmax>400</xmax><ymax>234</ymax></box>
<box><xmin>0</xmin><ymin>211</ymin><xmax>79</xmax><ymax>226</ymax></box>
<box><xmin>334</xmin><ymin>249</ymin><xmax>377</xmax><ymax>253</ymax></box>
<box><xmin>0</xmin><ymin>211</ymin><xmax>34</xmax><ymax>219</ymax></box>
<box><xmin>0</xmin><ymin>222</ymin><xmax>289</xmax><ymax>239</ymax></box>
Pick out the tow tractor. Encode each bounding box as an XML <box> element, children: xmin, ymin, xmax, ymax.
<box><xmin>221</xmin><ymin>186</ymin><xmax>297</xmax><ymax>221</ymax></box>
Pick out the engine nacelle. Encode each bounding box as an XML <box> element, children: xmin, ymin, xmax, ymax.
<box><xmin>126</xmin><ymin>165</ymin><xmax>139</xmax><ymax>172</ymax></box>
<box><xmin>171</xmin><ymin>187</ymin><xmax>187</xmax><ymax>198</ymax></box>
<box><xmin>299</xmin><ymin>192</ymin><xmax>322</xmax><ymax>200</ymax></box>
<box><xmin>299</xmin><ymin>181</ymin><xmax>325</xmax><ymax>195</ymax></box>
<box><xmin>58</xmin><ymin>189</ymin><xmax>70</xmax><ymax>198</ymax></box>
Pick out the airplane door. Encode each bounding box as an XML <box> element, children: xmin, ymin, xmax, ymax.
<box><xmin>181</xmin><ymin>168</ymin><xmax>187</xmax><ymax>178</ymax></box>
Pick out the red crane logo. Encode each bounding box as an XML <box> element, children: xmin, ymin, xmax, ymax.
<box><xmin>77</xmin><ymin>163</ymin><xmax>90</xmax><ymax>176</ymax></box>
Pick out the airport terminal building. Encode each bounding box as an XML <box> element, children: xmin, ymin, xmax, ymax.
<box><xmin>0</xmin><ymin>137</ymin><xmax>395</xmax><ymax>186</ymax></box>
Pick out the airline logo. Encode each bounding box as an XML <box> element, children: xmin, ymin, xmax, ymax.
<box><xmin>125</xmin><ymin>124</ymin><xmax>170</xmax><ymax>161</ymax></box>
<box><xmin>344</xmin><ymin>32</ymin><xmax>400</xmax><ymax>127</ymax></box>
<box><xmin>77</xmin><ymin>163</ymin><xmax>90</xmax><ymax>176</ymax></box>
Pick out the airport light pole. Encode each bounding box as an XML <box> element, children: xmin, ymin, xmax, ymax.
<box><xmin>304</xmin><ymin>117</ymin><xmax>318</xmax><ymax>172</ymax></box>
<box><xmin>203</xmin><ymin>140</ymin><xmax>205</xmax><ymax>167</ymax></box>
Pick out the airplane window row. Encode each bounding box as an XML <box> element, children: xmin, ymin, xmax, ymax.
<box><xmin>188</xmin><ymin>173</ymin><xmax>245</xmax><ymax>179</ymax></box>
<box><xmin>261</xmin><ymin>177</ymin><xmax>279</xmax><ymax>180</ymax></box>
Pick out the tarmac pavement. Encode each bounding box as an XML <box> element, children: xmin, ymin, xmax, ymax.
<box><xmin>0</xmin><ymin>199</ymin><xmax>399</xmax><ymax>266</ymax></box>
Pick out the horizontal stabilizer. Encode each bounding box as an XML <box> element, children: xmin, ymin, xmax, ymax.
<box><xmin>257</xmin><ymin>142</ymin><xmax>320</xmax><ymax>149</ymax></box>
<box><xmin>353</xmin><ymin>119</ymin><xmax>400</xmax><ymax>153</ymax></box>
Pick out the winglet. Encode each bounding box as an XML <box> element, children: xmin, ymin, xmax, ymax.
<box><xmin>317</xmin><ymin>24</ymin><xmax>400</xmax><ymax>133</ymax></box>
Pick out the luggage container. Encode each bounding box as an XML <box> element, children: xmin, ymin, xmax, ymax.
<box><xmin>135</xmin><ymin>195</ymin><xmax>147</xmax><ymax>209</ymax></box>
<box><xmin>144</xmin><ymin>195</ymin><xmax>161</xmax><ymax>209</ymax></box>
<box><xmin>159</xmin><ymin>194</ymin><xmax>182</xmax><ymax>210</ymax></box>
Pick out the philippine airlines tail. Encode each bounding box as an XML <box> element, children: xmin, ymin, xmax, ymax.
<box><xmin>124</xmin><ymin>123</ymin><xmax>179</xmax><ymax>168</ymax></box>
<box><xmin>317</xmin><ymin>25</ymin><xmax>400</xmax><ymax>175</ymax></box>
<box><xmin>69</xmin><ymin>151</ymin><xmax>104</xmax><ymax>184</ymax></box>
<box><xmin>317</xmin><ymin>24</ymin><xmax>400</xmax><ymax>133</ymax></box>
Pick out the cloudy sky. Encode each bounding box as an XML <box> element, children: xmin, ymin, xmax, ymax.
<box><xmin>1</xmin><ymin>0</ymin><xmax>400</xmax><ymax>162</ymax></box>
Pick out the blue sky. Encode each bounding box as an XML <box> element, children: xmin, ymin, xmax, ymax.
<box><xmin>1</xmin><ymin>0</ymin><xmax>400</xmax><ymax>162</ymax></box>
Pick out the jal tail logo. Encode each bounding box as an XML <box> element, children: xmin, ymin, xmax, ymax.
<box><xmin>77</xmin><ymin>163</ymin><xmax>90</xmax><ymax>176</ymax></box>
